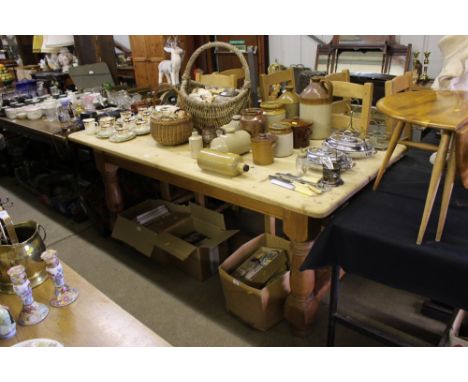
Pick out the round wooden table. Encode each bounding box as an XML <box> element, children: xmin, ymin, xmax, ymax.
<box><xmin>375</xmin><ymin>89</ymin><xmax>468</xmax><ymax>244</ymax></box>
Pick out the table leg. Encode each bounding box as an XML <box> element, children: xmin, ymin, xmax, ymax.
<box><xmin>283</xmin><ymin>211</ymin><xmax>322</xmax><ymax>335</ymax></box>
<box><xmin>417</xmin><ymin>130</ymin><xmax>451</xmax><ymax>245</ymax></box>
<box><xmin>94</xmin><ymin>151</ymin><xmax>124</xmax><ymax>224</ymax></box>
<box><xmin>194</xmin><ymin>193</ymin><xmax>206</xmax><ymax>206</ymax></box>
<box><xmin>264</xmin><ymin>215</ymin><xmax>276</xmax><ymax>235</ymax></box>
<box><xmin>160</xmin><ymin>182</ymin><xmax>172</xmax><ymax>201</ymax></box>
<box><xmin>373</xmin><ymin>120</ymin><xmax>405</xmax><ymax>191</ymax></box>
<box><xmin>436</xmin><ymin>134</ymin><xmax>456</xmax><ymax>242</ymax></box>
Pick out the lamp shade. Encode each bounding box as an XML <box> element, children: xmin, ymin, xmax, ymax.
<box><xmin>43</xmin><ymin>35</ymin><xmax>74</xmax><ymax>48</ymax></box>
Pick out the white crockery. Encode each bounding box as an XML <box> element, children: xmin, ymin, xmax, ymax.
<box><xmin>5</xmin><ymin>108</ymin><xmax>17</xmax><ymax>119</ymax></box>
<box><xmin>25</xmin><ymin>105</ymin><xmax>43</xmax><ymax>120</ymax></box>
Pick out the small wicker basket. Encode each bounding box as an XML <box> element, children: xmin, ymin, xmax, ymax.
<box><xmin>150</xmin><ymin>113</ymin><xmax>193</xmax><ymax>146</ymax></box>
<box><xmin>178</xmin><ymin>41</ymin><xmax>251</xmax><ymax>131</ymax></box>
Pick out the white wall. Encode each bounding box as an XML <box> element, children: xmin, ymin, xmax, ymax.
<box><xmin>269</xmin><ymin>35</ymin><xmax>444</xmax><ymax>78</ymax></box>
<box><xmin>114</xmin><ymin>35</ymin><xmax>131</xmax><ymax>51</ymax></box>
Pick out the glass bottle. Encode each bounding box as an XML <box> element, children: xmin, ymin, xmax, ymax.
<box><xmin>189</xmin><ymin>130</ymin><xmax>203</xmax><ymax>159</ymax></box>
<box><xmin>296</xmin><ymin>149</ymin><xmax>308</xmax><ymax>176</ymax></box>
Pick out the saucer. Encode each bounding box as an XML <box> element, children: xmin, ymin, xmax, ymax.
<box><xmin>135</xmin><ymin>125</ymin><xmax>150</xmax><ymax>135</ymax></box>
<box><xmin>109</xmin><ymin>131</ymin><xmax>136</xmax><ymax>143</ymax></box>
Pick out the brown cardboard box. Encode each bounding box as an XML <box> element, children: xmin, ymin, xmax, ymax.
<box><xmin>111</xmin><ymin>199</ymin><xmax>190</xmax><ymax>263</ymax></box>
<box><xmin>219</xmin><ymin>234</ymin><xmax>291</xmax><ymax>331</ymax></box>
<box><xmin>153</xmin><ymin>203</ymin><xmax>238</xmax><ymax>281</ymax></box>
<box><xmin>232</xmin><ymin>246</ymin><xmax>288</xmax><ymax>289</ymax></box>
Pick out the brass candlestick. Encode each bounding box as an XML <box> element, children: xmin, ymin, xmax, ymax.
<box><xmin>420</xmin><ymin>51</ymin><xmax>431</xmax><ymax>83</ymax></box>
<box><xmin>412</xmin><ymin>51</ymin><xmax>422</xmax><ymax>84</ymax></box>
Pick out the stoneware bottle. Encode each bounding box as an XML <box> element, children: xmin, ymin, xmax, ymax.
<box><xmin>299</xmin><ymin>77</ymin><xmax>333</xmax><ymax>140</ymax></box>
<box><xmin>210</xmin><ymin>126</ymin><xmax>251</xmax><ymax>155</ymax></box>
<box><xmin>279</xmin><ymin>84</ymin><xmax>300</xmax><ymax>118</ymax></box>
<box><xmin>197</xmin><ymin>149</ymin><xmax>249</xmax><ymax>177</ymax></box>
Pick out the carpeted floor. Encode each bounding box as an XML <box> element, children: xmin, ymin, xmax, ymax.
<box><xmin>0</xmin><ymin>176</ymin><xmax>446</xmax><ymax>346</ymax></box>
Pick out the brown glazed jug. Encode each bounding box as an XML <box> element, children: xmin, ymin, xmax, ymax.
<box><xmin>283</xmin><ymin>118</ymin><xmax>313</xmax><ymax>149</ymax></box>
<box><xmin>240</xmin><ymin>108</ymin><xmax>266</xmax><ymax>137</ymax></box>
<box><xmin>299</xmin><ymin>77</ymin><xmax>333</xmax><ymax>140</ymax></box>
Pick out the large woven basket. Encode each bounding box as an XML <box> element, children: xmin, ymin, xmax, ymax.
<box><xmin>178</xmin><ymin>41</ymin><xmax>251</xmax><ymax>131</ymax></box>
<box><xmin>150</xmin><ymin>113</ymin><xmax>193</xmax><ymax>146</ymax></box>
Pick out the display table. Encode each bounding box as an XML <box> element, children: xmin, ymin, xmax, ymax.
<box><xmin>0</xmin><ymin>117</ymin><xmax>67</xmax><ymax>143</ymax></box>
<box><xmin>69</xmin><ymin>130</ymin><xmax>406</xmax><ymax>333</ymax></box>
<box><xmin>375</xmin><ymin>90</ymin><xmax>468</xmax><ymax>244</ymax></box>
<box><xmin>0</xmin><ymin>262</ymin><xmax>171</xmax><ymax>347</ymax></box>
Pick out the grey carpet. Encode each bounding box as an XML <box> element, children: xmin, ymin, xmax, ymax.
<box><xmin>0</xmin><ymin>177</ymin><xmax>445</xmax><ymax>346</ymax></box>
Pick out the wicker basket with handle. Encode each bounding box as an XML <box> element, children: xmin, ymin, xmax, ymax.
<box><xmin>178</xmin><ymin>41</ymin><xmax>251</xmax><ymax>131</ymax></box>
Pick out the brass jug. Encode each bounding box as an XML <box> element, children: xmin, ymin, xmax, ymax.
<box><xmin>299</xmin><ymin>77</ymin><xmax>333</xmax><ymax>140</ymax></box>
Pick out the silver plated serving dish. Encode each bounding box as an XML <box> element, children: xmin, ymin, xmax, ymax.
<box><xmin>324</xmin><ymin>130</ymin><xmax>376</xmax><ymax>158</ymax></box>
<box><xmin>306</xmin><ymin>145</ymin><xmax>354</xmax><ymax>171</ymax></box>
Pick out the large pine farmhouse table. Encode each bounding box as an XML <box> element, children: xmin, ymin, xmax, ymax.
<box><xmin>69</xmin><ymin>131</ymin><xmax>405</xmax><ymax>333</ymax></box>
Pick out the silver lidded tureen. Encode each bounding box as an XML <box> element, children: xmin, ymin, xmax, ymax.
<box><xmin>306</xmin><ymin>145</ymin><xmax>354</xmax><ymax>171</ymax></box>
<box><xmin>324</xmin><ymin>130</ymin><xmax>376</xmax><ymax>158</ymax></box>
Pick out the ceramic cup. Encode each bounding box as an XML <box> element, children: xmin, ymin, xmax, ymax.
<box><xmin>83</xmin><ymin>118</ymin><xmax>98</xmax><ymax>135</ymax></box>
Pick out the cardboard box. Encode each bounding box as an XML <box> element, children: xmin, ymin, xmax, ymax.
<box><xmin>232</xmin><ymin>247</ymin><xmax>288</xmax><ymax>289</ymax></box>
<box><xmin>153</xmin><ymin>203</ymin><xmax>238</xmax><ymax>281</ymax></box>
<box><xmin>219</xmin><ymin>234</ymin><xmax>291</xmax><ymax>331</ymax></box>
<box><xmin>111</xmin><ymin>199</ymin><xmax>191</xmax><ymax>263</ymax></box>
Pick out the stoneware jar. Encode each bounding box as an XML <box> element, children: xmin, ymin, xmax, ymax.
<box><xmin>269</xmin><ymin>121</ymin><xmax>294</xmax><ymax>158</ymax></box>
<box><xmin>251</xmin><ymin>133</ymin><xmax>277</xmax><ymax>165</ymax></box>
<box><xmin>240</xmin><ymin>108</ymin><xmax>265</xmax><ymax>137</ymax></box>
<box><xmin>299</xmin><ymin>77</ymin><xmax>333</xmax><ymax>140</ymax></box>
<box><xmin>283</xmin><ymin>118</ymin><xmax>313</xmax><ymax>149</ymax></box>
<box><xmin>260</xmin><ymin>100</ymin><xmax>286</xmax><ymax>130</ymax></box>
<box><xmin>279</xmin><ymin>84</ymin><xmax>300</xmax><ymax>118</ymax></box>
<box><xmin>210</xmin><ymin>126</ymin><xmax>251</xmax><ymax>155</ymax></box>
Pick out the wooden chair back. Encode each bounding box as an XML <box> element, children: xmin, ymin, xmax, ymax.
<box><xmin>385</xmin><ymin>71</ymin><xmax>413</xmax><ymax>135</ymax></box>
<box><xmin>220</xmin><ymin>68</ymin><xmax>245</xmax><ymax>88</ymax></box>
<box><xmin>325</xmin><ymin>69</ymin><xmax>351</xmax><ymax>113</ymax></box>
<box><xmin>325</xmin><ymin>69</ymin><xmax>350</xmax><ymax>83</ymax></box>
<box><xmin>330</xmin><ymin>81</ymin><xmax>374</xmax><ymax>137</ymax></box>
<box><xmin>196</xmin><ymin>72</ymin><xmax>237</xmax><ymax>88</ymax></box>
<box><xmin>260</xmin><ymin>68</ymin><xmax>295</xmax><ymax>101</ymax></box>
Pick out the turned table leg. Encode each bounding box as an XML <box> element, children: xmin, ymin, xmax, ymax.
<box><xmin>283</xmin><ymin>211</ymin><xmax>322</xmax><ymax>335</ymax></box>
<box><xmin>94</xmin><ymin>151</ymin><xmax>124</xmax><ymax>225</ymax></box>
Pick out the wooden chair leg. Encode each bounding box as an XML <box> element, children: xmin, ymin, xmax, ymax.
<box><xmin>417</xmin><ymin>131</ymin><xmax>451</xmax><ymax>245</ymax></box>
<box><xmin>436</xmin><ymin>135</ymin><xmax>457</xmax><ymax>242</ymax></box>
<box><xmin>373</xmin><ymin>120</ymin><xmax>405</xmax><ymax>191</ymax></box>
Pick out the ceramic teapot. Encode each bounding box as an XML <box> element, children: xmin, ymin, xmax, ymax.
<box><xmin>299</xmin><ymin>77</ymin><xmax>333</xmax><ymax>140</ymax></box>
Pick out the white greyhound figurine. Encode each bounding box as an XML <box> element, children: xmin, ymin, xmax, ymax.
<box><xmin>158</xmin><ymin>37</ymin><xmax>184</xmax><ymax>86</ymax></box>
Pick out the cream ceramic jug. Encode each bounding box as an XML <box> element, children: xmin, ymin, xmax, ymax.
<box><xmin>299</xmin><ymin>77</ymin><xmax>333</xmax><ymax>140</ymax></box>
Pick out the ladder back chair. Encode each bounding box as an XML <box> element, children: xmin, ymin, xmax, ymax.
<box><xmin>259</xmin><ymin>68</ymin><xmax>295</xmax><ymax>101</ymax></box>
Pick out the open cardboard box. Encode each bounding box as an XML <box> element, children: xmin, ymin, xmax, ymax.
<box><xmin>219</xmin><ymin>233</ymin><xmax>291</xmax><ymax>331</ymax></box>
<box><xmin>153</xmin><ymin>203</ymin><xmax>238</xmax><ymax>281</ymax></box>
<box><xmin>111</xmin><ymin>199</ymin><xmax>191</xmax><ymax>263</ymax></box>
